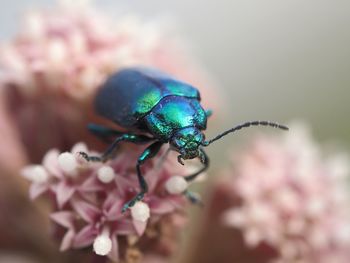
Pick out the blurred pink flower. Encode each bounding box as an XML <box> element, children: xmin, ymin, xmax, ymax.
<box><xmin>0</xmin><ymin>4</ymin><xmax>218</xmax><ymax>162</ymax></box>
<box><xmin>220</xmin><ymin>122</ymin><xmax>350</xmax><ymax>263</ymax></box>
<box><xmin>22</xmin><ymin>142</ymin><xmax>195</xmax><ymax>262</ymax></box>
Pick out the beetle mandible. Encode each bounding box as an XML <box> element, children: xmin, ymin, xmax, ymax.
<box><xmin>80</xmin><ymin>67</ymin><xmax>288</xmax><ymax>212</ymax></box>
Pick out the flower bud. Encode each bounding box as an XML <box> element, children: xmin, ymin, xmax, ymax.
<box><xmin>93</xmin><ymin>233</ymin><xmax>112</xmax><ymax>256</ymax></box>
<box><xmin>58</xmin><ymin>152</ymin><xmax>77</xmax><ymax>173</ymax></box>
<box><xmin>97</xmin><ymin>166</ymin><xmax>115</xmax><ymax>183</ymax></box>
<box><xmin>165</xmin><ymin>176</ymin><xmax>188</xmax><ymax>194</ymax></box>
<box><xmin>131</xmin><ymin>202</ymin><xmax>150</xmax><ymax>222</ymax></box>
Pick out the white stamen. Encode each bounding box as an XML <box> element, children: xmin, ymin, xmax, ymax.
<box><xmin>131</xmin><ymin>202</ymin><xmax>150</xmax><ymax>222</ymax></box>
<box><xmin>97</xmin><ymin>166</ymin><xmax>115</xmax><ymax>183</ymax></box>
<box><xmin>165</xmin><ymin>176</ymin><xmax>188</xmax><ymax>194</ymax></box>
<box><xmin>93</xmin><ymin>231</ymin><xmax>112</xmax><ymax>256</ymax></box>
<box><xmin>22</xmin><ymin>165</ymin><xmax>49</xmax><ymax>184</ymax></box>
<box><xmin>58</xmin><ymin>152</ymin><xmax>78</xmax><ymax>173</ymax></box>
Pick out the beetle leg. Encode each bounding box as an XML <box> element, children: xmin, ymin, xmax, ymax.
<box><xmin>181</xmin><ymin>149</ymin><xmax>209</xmax><ymax>205</ymax></box>
<box><xmin>79</xmin><ymin>133</ymin><xmax>155</xmax><ymax>162</ymax></box>
<box><xmin>87</xmin><ymin>123</ymin><xmax>124</xmax><ymax>143</ymax></box>
<box><xmin>122</xmin><ymin>141</ymin><xmax>164</xmax><ymax>212</ymax></box>
<box><xmin>184</xmin><ymin>190</ymin><xmax>204</xmax><ymax>207</ymax></box>
<box><xmin>184</xmin><ymin>148</ymin><xmax>209</xmax><ymax>182</ymax></box>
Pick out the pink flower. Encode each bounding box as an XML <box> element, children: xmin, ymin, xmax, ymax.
<box><xmin>0</xmin><ymin>4</ymin><xmax>218</xmax><ymax>163</ymax></box>
<box><xmin>22</xmin><ymin>142</ymin><xmax>195</xmax><ymax>261</ymax></box>
<box><xmin>219</xmin><ymin>121</ymin><xmax>350</xmax><ymax>263</ymax></box>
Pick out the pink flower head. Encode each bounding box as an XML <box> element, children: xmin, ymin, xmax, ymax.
<box><xmin>22</xmin><ymin>142</ymin><xmax>198</xmax><ymax>261</ymax></box>
<box><xmin>0</xmin><ymin>4</ymin><xmax>218</xmax><ymax>162</ymax></box>
<box><xmin>221</xmin><ymin>121</ymin><xmax>350</xmax><ymax>263</ymax></box>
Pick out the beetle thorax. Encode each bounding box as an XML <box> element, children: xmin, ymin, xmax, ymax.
<box><xmin>170</xmin><ymin>127</ymin><xmax>204</xmax><ymax>160</ymax></box>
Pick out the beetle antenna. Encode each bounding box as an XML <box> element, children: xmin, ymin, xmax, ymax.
<box><xmin>202</xmin><ymin>121</ymin><xmax>288</xmax><ymax>146</ymax></box>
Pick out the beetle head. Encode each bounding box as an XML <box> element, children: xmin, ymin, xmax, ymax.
<box><xmin>170</xmin><ymin>127</ymin><xmax>204</xmax><ymax>163</ymax></box>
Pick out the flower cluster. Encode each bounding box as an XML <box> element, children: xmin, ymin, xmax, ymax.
<box><xmin>0</xmin><ymin>5</ymin><xmax>202</xmax><ymax>99</ymax></box>
<box><xmin>222</xmin><ymin>122</ymin><xmax>350</xmax><ymax>263</ymax></box>
<box><xmin>22</xmin><ymin>142</ymin><xmax>194</xmax><ymax>262</ymax></box>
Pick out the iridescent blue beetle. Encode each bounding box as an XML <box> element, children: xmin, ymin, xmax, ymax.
<box><xmin>80</xmin><ymin>67</ymin><xmax>288</xmax><ymax>212</ymax></box>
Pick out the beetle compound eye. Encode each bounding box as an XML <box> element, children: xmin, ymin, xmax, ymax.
<box><xmin>170</xmin><ymin>137</ymin><xmax>185</xmax><ymax>152</ymax></box>
<box><xmin>197</xmin><ymin>133</ymin><xmax>204</xmax><ymax>143</ymax></box>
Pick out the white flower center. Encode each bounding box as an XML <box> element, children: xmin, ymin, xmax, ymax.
<box><xmin>93</xmin><ymin>233</ymin><xmax>112</xmax><ymax>256</ymax></box>
<box><xmin>131</xmin><ymin>201</ymin><xmax>150</xmax><ymax>222</ymax></box>
<box><xmin>97</xmin><ymin>166</ymin><xmax>115</xmax><ymax>183</ymax></box>
<box><xmin>58</xmin><ymin>152</ymin><xmax>78</xmax><ymax>173</ymax></box>
<box><xmin>165</xmin><ymin>176</ymin><xmax>188</xmax><ymax>194</ymax></box>
<box><xmin>23</xmin><ymin>165</ymin><xmax>49</xmax><ymax>184</ymax></box>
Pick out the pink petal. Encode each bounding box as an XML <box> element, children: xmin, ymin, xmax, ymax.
<box><xmin>73</xmin><ymin>224</ymin><xmax>98</xmax><ymax>248</ymax></box>
<box><xmin>105</xmin><ymin>200</ymin><xmax>124</xmax><ymax>221</ymax></box>
<box><xmin>79</xmin><ymin>192</ymin><xmax>98</xmax><ymax>204</ymax></box>
<box><xmin>144</xmin><ymin>171</ymin><xmax>159</xmax><ymax>193</ymax></box>
<box><xmin>103</xmin><ymin>190</ymin><xmax>120</xmax><ymax>209</ymax></box>
<box><xmin>167</xmin><ymin>196</ymin><xmax>186</xmax><ymax>210</ymax></box>
<box><xmin>108</xmin><ymin>235</ymin><xmax>119</xmax><ymax>262</ymax></box>
<box><xmin>60</xmin><ymin>229</ymin><xmax>75</xmax><ymax>251</ymax></box>
<box><xmin>103</xmin><ymin>192</ymin><xmax>123</xmax><ymax>220</ymax></box>
<box><xmin>79</xmin><ymin>175</ymin><xmax>104</xmax><ymax>192</ymax></box>
<box><xmin>55</xmin><ymin>181</ymin><xmax>75</xmax><ymax>208</ymax></box>
<box><xmin>133</xmin><ymin>220</ymin><xmax>148</xmax><ymax>236</ymax></box>
<box><xmin>115</xmin><ymin>175</ymin><xmax>136</xmax><ymax>197</ymax></box>
<box><xmin>149</xmin><ymin>198</ymin><xmax>176</xmax><ymax>215</ymax></box>
<box><xmin>115</xmin><ymin>219</ymin><xmax>136</xmax><ymax>235</ymax></box>
<box><xmin>50</xmin><ymin>211</ymin><xmax>75</xmax><ymax>229</ymax></box>
<box><xmin>29</xmin><ymin>183</ymin><xmax>49</xmax><ymax>199</ymax></box>
<box><xmin>43</xmin><ymin>149</ymin><xmax>63</xmax><ymax>178</ymax></box>
<box><xmin>71</xmin><ymin>198</ymin><xmax>100</xmax><ymax>223</ymax></box>
<box><xmin>21</xmin><ymin>165</ymin><xmax>44</xmax><ymax>181</ymax></box>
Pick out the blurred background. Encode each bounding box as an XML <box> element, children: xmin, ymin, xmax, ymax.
<box><xmin>0</xmin><ymin>1</ymin><xmax>349</xmax><ymax>263</ymax></box>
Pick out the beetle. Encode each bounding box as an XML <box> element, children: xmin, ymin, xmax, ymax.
<box><xmin>79</xmin><ymin>67</ymin><xmax>288</xmax><ymax>212</ymax></box>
